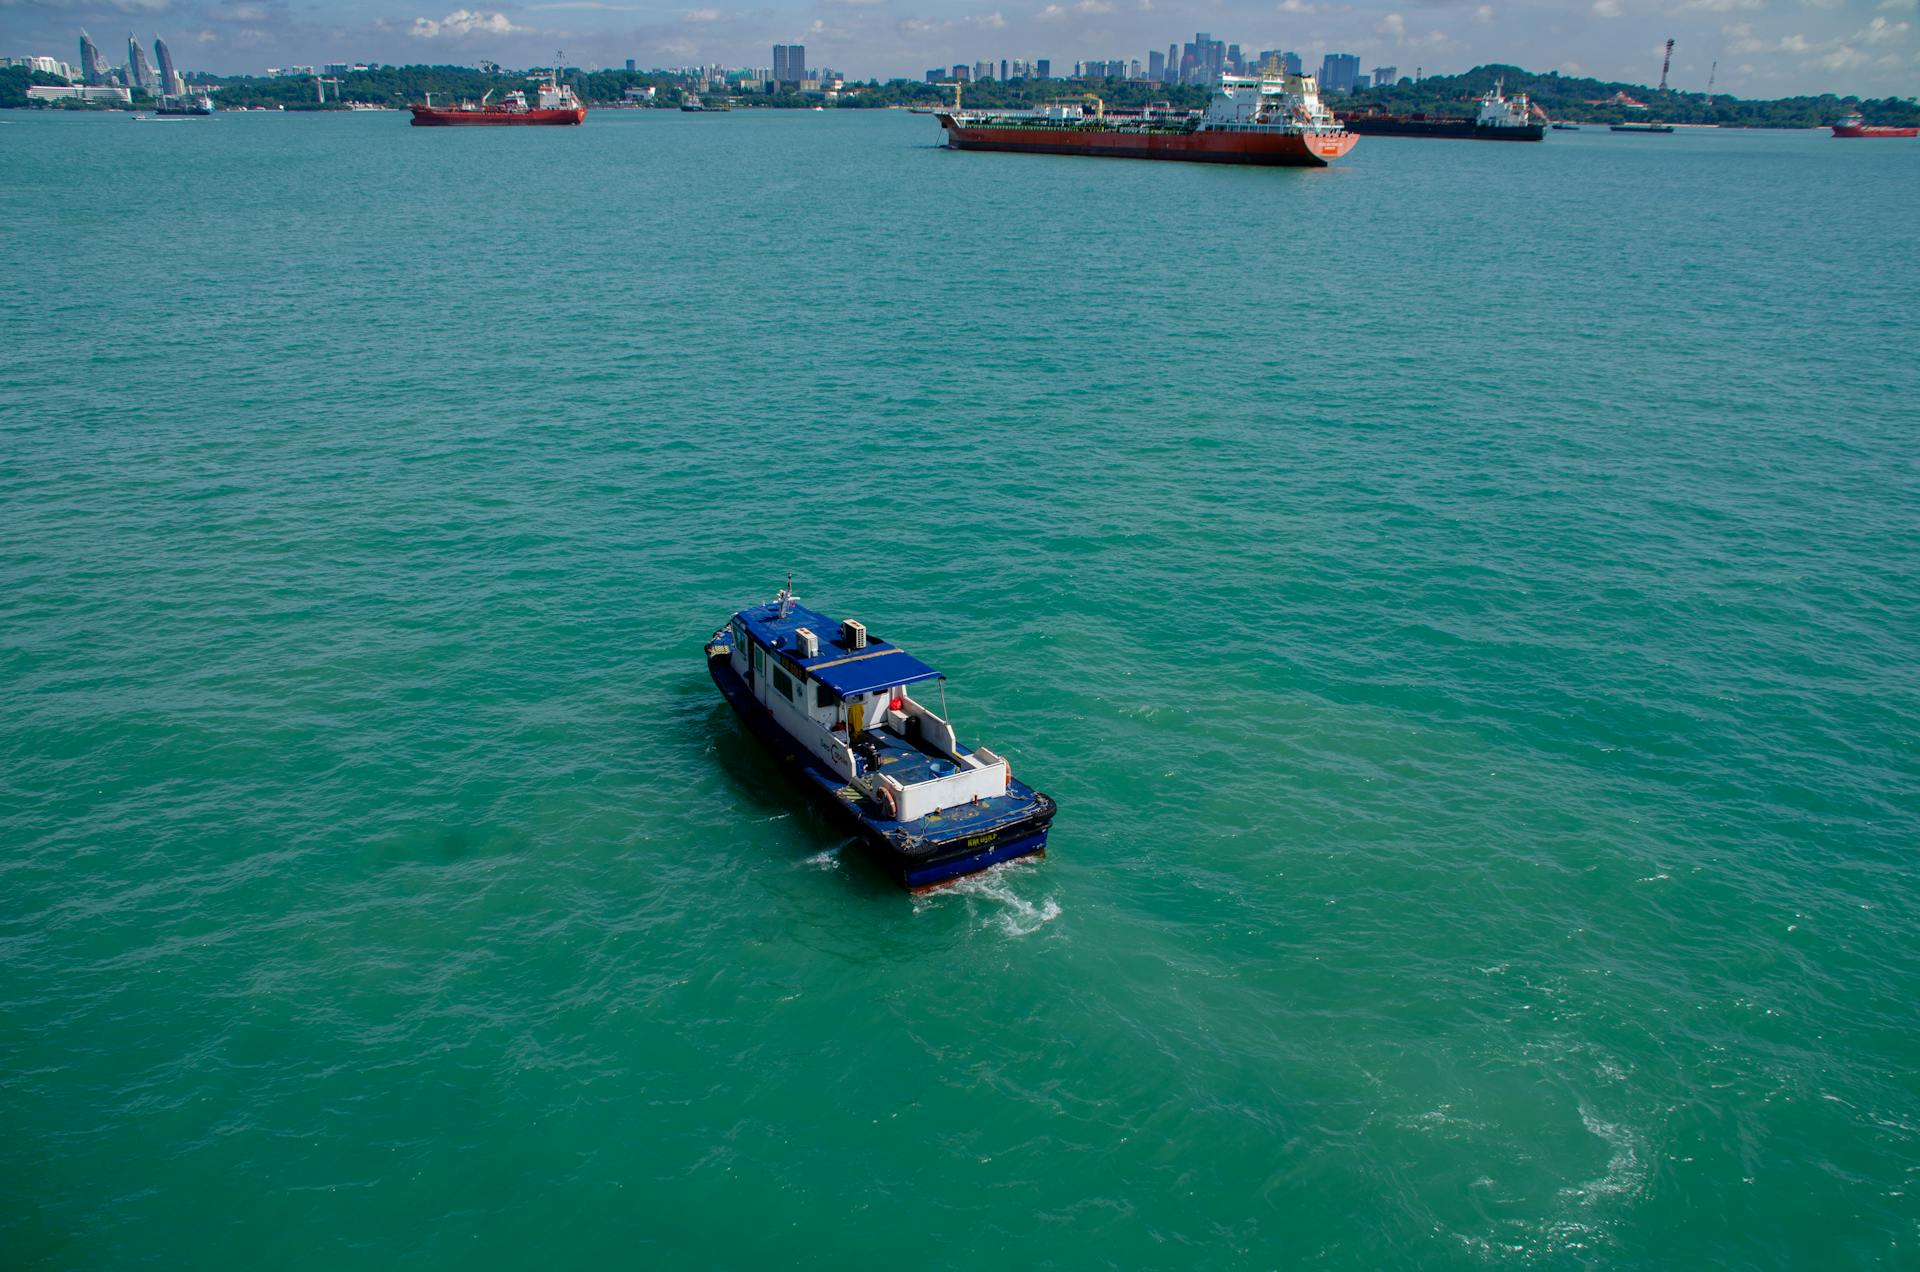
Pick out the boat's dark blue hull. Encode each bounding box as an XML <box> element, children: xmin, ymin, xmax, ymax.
<box><xmin>708</xmin><ymin>651</ymin><xmax>1054</xmax><ymax>890</ymax></box>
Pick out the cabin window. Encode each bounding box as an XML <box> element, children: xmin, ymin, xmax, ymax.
<box><xmin>752</xmin><ymin>643</ymin><xmax>764</xmax><ymax>676</ymax></box>
<box><xmin>772</xmin><ymin>667</ymin><xmax>794</xmax><ymax>701</ymax></box>
<box><xmin>814</xmin><ymin>682</ymin><xmax>839</xmax><ymax>710</ymax></box>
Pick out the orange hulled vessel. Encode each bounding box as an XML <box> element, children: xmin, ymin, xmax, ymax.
<box><xmin>410</xmin><ymin>65</ymin><xmax>585</xmax><ymax>126</ymax></box>
<box><xmin>935</xmin><ymin>71</ymin><xmax>1356</xmax><ymax>167</ymax></box>
<box><xmin>1830</xmin><ymin>112</ymin><xmax>1916</xmax><ymax>138</ymax></box>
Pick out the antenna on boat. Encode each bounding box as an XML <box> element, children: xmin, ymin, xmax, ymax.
<box><xmin>777</xmin><ymin>574</ymin><xmax>795</xmax><ymax>619</ymax></box>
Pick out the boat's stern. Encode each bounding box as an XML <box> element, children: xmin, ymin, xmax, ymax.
<box><xmin>876</xmin><ymin>781</ymin><xmax>1057</xmax><ymax>891</ymax></box>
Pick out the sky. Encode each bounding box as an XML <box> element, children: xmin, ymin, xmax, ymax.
<box><xmin>3</xmin><ymin>0</ymin><xmax>1914</xmax><ymax>95</ymax></box>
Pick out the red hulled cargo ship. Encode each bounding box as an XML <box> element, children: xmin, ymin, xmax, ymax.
<box><xmin>410</xmin><ymin>67</ymin><xmax>585</xmax><ymax>126</ymax></box>
<box><xmin>936</xmin><ymin>72</ymin><xmax>1356</xmax><ymax>167</ymax></box>
<box><xmin>1830</xmin><ymin>113</ymin><xmax>1916</xmax><ymax>138</ymax></box>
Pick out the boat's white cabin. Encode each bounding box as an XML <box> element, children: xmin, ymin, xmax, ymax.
<box><xmin>726</xmin><ymin>596</ymin><xmax>1011</xmax><ymax>823</ymax></box>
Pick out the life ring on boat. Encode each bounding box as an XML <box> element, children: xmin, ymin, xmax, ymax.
<box><xmin>875</xmin><ymin>783</ymin><xmax>898</xmax><ymax>819</ymax></box>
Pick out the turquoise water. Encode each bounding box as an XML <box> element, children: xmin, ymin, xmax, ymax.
<box><xmin>3</xmin><ymin>110</ymin><xmax>1918</xmax><ymax>1267</ymax></box>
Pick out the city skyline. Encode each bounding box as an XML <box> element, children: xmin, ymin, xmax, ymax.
<box><xmin>1</xmin><ymin>0</ymin><xmax>1913</xmax><ymax>97</ymax></box>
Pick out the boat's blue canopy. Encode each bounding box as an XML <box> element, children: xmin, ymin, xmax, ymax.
<box><xmin>734</xmin><ymin>599</ymin><xmax>942</xmax><ymax>698</ymax></box>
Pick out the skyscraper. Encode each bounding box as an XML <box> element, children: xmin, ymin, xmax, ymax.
<box><xmin>127</xmin><ymin>34</ymin><xmax>157</xmax><ymax>97</ymax></box>
<box><xmin>1371</xmin><ymin>65</ymin><xmax>1398</xmax><ymax>86</ymax></box>
<box><xmin>772</xmin><ymin>44</ymin><xmax>805</xmax><ymax>86</ymax></box>
<box><xmin>1148</xmin><ymin>50</ymin><xmax>1165</xmax><ymax>80</ymax></box>
<box><xmin>79</xmin><ymin>30</ymin><xmax>104</xmax><ymax>85</ymax></box>
<box><xmin>1317</xmin><ymin>52</ymin><xmax>1359</xmax><ymax>92</ymax></box>
<box><xmin>625</xmin><ymin>58</ymin><xmax>636</xmax><ymax>72</ymax></box>
<box><xmin>1036</xmin><ymin>58</ymin><xmax>1050</xmax><ymax>78</ymax></box>
<box><xmin>154</xmin><ymin>35</ymin><xmax>182</xmax><ymax>98</ymax></box>
<box><xmin>1282</xmin><ymin>51</ymin><xmax>1302</xmax><ymax>76</ymax></box>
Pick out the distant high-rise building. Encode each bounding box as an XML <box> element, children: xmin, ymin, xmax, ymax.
<box><xmin>1317</xmin><ymin>52</ymin><xmax>1359</xmax><ymax>92</ymax></box>
<box><xmin>1148</xmin><ymin>49</ymin><xmax>1166</xmax><ymax>81</ymax></box>
<box><xmin>626</xmin><ymin>58</ymin><xmax>636</xmax><ymax>72</ymax></box>
<box><xmin>154</xmin><ymin>35</ymin><xmax>182</xmax><ymax>97</ymax></box>
<box><xmin>772</xmin><ymin>43</ymin><xmax>805</xmax><ymax>85</ymax></box>
<box><xmin>1226</xmin><ymin>44</ymin><xmax>1242</xmax><ymax>74</ymax></box>
<box><xmin>1354</xmin><ymin>73</ymin><xmax>1370</xmax><ymax>91</ymax></box>
<box><xmin>1281</xmin><ymin>50</ymin><xmax>1302</xmax><ymax>76</ymax></box>
<box><xmin>1036</xmin><ymin>58</ymin><xmax>1050</xmax><ymax>78</ymax></box>
<box><xmin>1192</xmin><ymin>32</ymin><xmax>1225</xmax><ymax>83</ymax></box>
<box><xmin>126</xmin><ymin>34</ymin><xmax>157</xmax><ymax>96</ymax></box>
<box><xmin>951</xmin><ymin>64</ymin><xmax>970</xmax><ymax>82</ymax></box>
<box><xmin>1000</xmin><ymin>59</ymin><xmax>1009</xmax><ymax>80</ymax></box>
<box><xmin>79</xmin><ymin>31</ymin><xmax>104</xmax><ymax>85</ymax></box>
<box><xmin>1371</xmin><ymin>65</ymin><xmax>1397</xmax><ymax>86</ymax></box>
<box><xmin>974</xmin><ymin>60</ymin><xmax>992</xmax><ymax>81</ymax></box>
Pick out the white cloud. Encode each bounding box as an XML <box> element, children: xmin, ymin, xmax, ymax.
<box><xmin>1856</xmin><ymin>15</ymin><xmax>1910</xmax><ymax>39</ymax></box>
<box><xmin>1819</xmin><ymin>43</ymin><xmax>1868</xmax><ymax>66</ymax></box>
<box><xmin>1592</xmin><ymin>0</ymin><xmax>1622</xmax><ymax>17</ymax></box>
<box><xmin>1074</xmin><ymin>0</ymin><xmax>1115</xmax><ymax>12</ymax></box>
<box><xmin>1035</xmin><ymin>2</ymin><xmax>1069</xmax><ymax>18</ymax></box>
<box><xmin>1676</xmin><ymin>0</ymin><xmax>1762</xmax><ymax>12</ymax></box>
<box><xmin>1878</xmin><ymin>0</ymin><xmax>1917</xmax><ymax>11</ymax></box>
<box><xmin>1474</xmin><ymin>4</ymin><xmax>1494</xmax><ymax>20</ymax></box>
<box><xmin>1376</xmin><ymin>11</ymin><xmax>1406</xmax><ymax>35</ymax></box>
<box><xmin>681</xmin><ymin>7</ymin><xmax>723</xmax><ymax>20</ymax></box>
<box><xmin>1778</xmin><ymin>32</ymin><xmax>1812</xmax><ymax>49</ymax></box>
<box><xmin>409</xmin><ymin>9</ymin><xmax>524</xmax><ymax>37</ymax></box>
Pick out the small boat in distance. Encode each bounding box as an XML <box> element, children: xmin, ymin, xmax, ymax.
<box><xmin>410</xmin><ymin>63</ymin><xmax>585</xmax><ymax>126</ymax></box>
<box><xmin>707</xmin><ymin>584</ymin><xmax>1057</xmax><ymax>891</ymax></box>
<box><xmin>680</xmin><ymin>94</ymin><xmax>730</xmax><ymax>112</ymax></box>
<box><xmin>1552</xmin><ymin>121</ymin><xmax>1580</xmax><ymax>131</ymax></box>
<box><xmin>1830</xmin><ymin>112</ymin><xmax>1917</xmax><ymax>138</ymax></box>
<box><xmin>1610</xmin><ymin>121</ymin><xmax>1674</xmax><ymax>133</ymax></box>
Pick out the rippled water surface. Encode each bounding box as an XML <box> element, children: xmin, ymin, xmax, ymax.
<box><xmin>3</xmin><ymin>111</ymin><xmax>1918</xmax><ymax>1268</ymax></box>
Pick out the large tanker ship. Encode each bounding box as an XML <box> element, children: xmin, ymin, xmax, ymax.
<box><xmin>935</xmin><ymin>71</ymin><xmax>1356</xmax><ymax>167</ymax></box>
<box><xmin>1338</xmin><ymin>81</ymin><xmax>1545</xmax><ymax>141</ymax></box>
<box><xmin>409</xmin><ymin>67</ymin><xmax>585</xmax><ymax>126</ymax></box>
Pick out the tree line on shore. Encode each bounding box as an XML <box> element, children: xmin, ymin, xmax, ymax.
<box><xmin>4</xmin><ymin>61</ymin><xmax>1914</xmax><ymax>128</ymax></box>
<box><xmin>1344</xmin><ymin>64</ymin><xmax>1918</xmax><ymax>128</ymax></box>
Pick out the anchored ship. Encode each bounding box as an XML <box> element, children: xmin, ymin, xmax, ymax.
<box><xmin>409</xmin><ymin>66</ymin><xmax>584</xmax><ymax>127</ymax></box>
<box><xmin>707</xmin><ymin>584</ymin><xmax>1057</xmax><ymax>891</ymax></box>
<box><xmin>154</xmin><ymin>93</ymin><xmax>214</xmax><ymax>117</ymax></box>
<box><xmin>1610</xmin><ymin>121</ymin><xmax>1674</xmax><ymax>134</ymax></box>
<box><xmin>1830</xmin><ymin>112</ymin><xmax>1916</xmax><ymax>138</ymax></box>
<box><xmin>935</xmin><ymin>71</ymin><xmax>1356</xmax><ymax>167</ymax></box>
<box><xmin>1339</xmin><ymin>81</ymin><xmax>1545</xmax><ymax>141</ymax></box>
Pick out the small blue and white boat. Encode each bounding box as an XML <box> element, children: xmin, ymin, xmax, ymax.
<box><xmin>707</xmin><ymin>584</ymin><xmax>1056</xmax><ymax>890</ymax></box>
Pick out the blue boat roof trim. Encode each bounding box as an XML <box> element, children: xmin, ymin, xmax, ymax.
<box><xmin>734</xmin><ymin>601</ymin><xmax>943</xmax><ymax>697</ymax></box>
